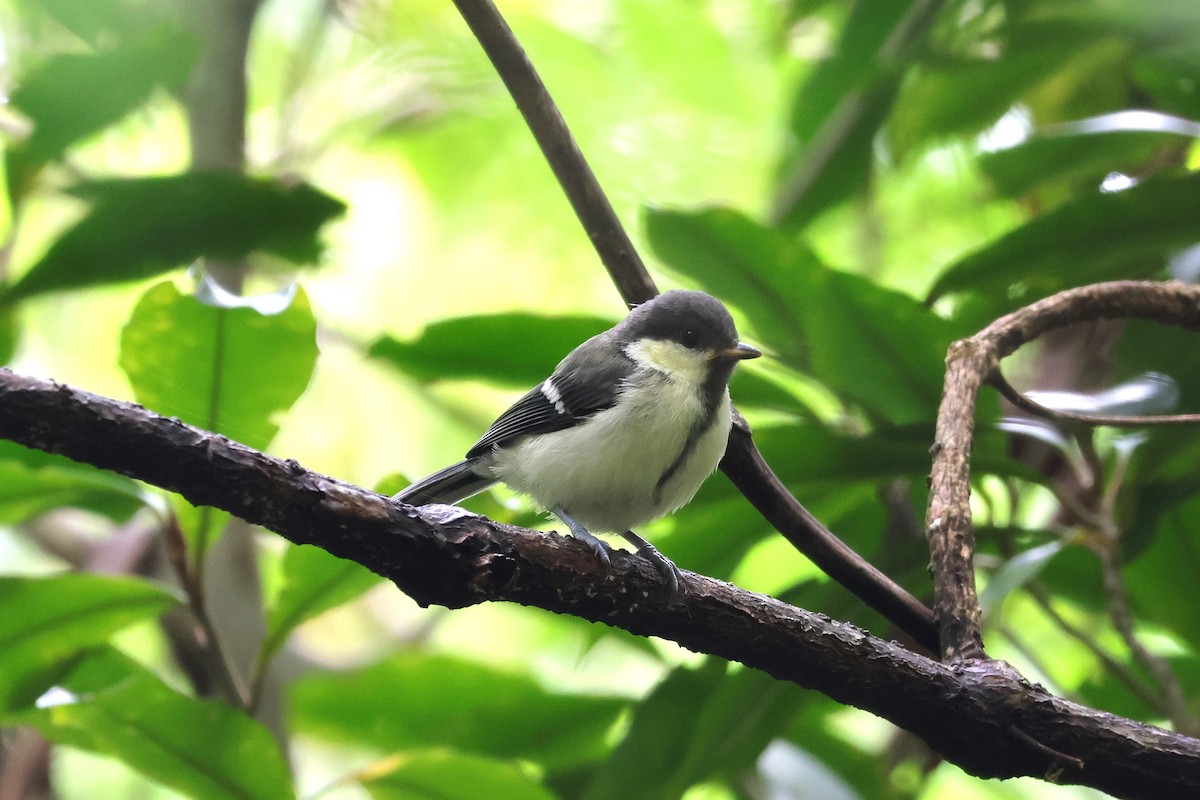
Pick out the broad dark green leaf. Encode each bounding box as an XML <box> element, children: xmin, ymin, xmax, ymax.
<box><xmin>5</xmin><ymin>173</ymin><xmax>345</xmax><ymax>304</ymax></box>
<box><xmin>259</xmin><ymin>544</ymin><xmax>381</xmax><ymax>668</ymax></box>
<box><xmin>1123</xmin><ymin>493</ymin><xmax>1200</xmax><ymax>654</ymax></box>
<box><xmin>647</xmin><ymin>207</ymin><xmax>952</xmax><ymax>423</ymax></box>
<box><xmin>371</xmin><ymin>310</ymin><xmax>804</xmax><ymax>411</ymax></box>
<box><xmin>119</xmin><ymin>280</ymin><xmax>318</xmax><ymax>453</ymax></box>
<box><xmin>6</xmin><ymin>31</ymin><xmax>196</xmax><ymax>198</ymax></box>
<box><xmin>888</xmin><ymin>42</ymin><xmax>1105</xmax><ymax>160</ymax></box>
<box><xmin>11</xmin><ymin>649</ymin><xmax>295</xmax><ymax>800</ymax></box>
<box><xmin>0</xmin><ymin>440</ymin><xmax>145</xmax><ymax>523</ymax></box>
<box><xmin>928</xmin><ymin>172</ymin><xmax>1200</xmax><ymax>301</ymax></box>
<box><xmin>644</xmin><ymin>205</ymin><xmax>815</xmax><ymax>365</ymax></box>
<box><xmin>0</xmin><ymin>574</ymin><xmax>179</xmax><ymax>712</ymax></box>
<box><xmin>370</xmin><ymin>313</ymin><xmax>612</xmax><ymax>387</ymax></box>
<box><xmin>291</xmin><ymin>652</ymin><xmax>626</xmax><ymax>772</ymax></box>
<box><xmin>361</xmin><ymin>750</ymin><xmax>558</xmax><ymax>800</ymax></box>
<box><xmin>584</xmin><ymin>660</ymin><xmax>804</xmax><ymax>800</ymax></box>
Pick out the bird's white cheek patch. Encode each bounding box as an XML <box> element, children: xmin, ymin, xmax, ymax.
<box><xmin>624</xmin><ymin>339</ymin><xmax>709</xmax><ymax>384</ymax></box>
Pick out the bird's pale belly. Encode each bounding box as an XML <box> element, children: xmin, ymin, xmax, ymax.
<box><xmin>488</xmin><ymin>382</ymin><xmax>732</xmax><ymax>532</ymax></box>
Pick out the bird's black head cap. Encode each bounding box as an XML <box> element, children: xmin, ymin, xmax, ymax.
<box><xmin>619</xmin><ymin>290</ymin><xmax>739</xmax><ymax>351</ymax></box>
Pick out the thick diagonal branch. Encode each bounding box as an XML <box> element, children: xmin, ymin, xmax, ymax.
<box><xmin>0</xmin><ymin>368</ymin><xmax>1198</xmax><ymax>798</ymax></box>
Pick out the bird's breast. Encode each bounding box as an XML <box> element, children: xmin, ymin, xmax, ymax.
<box><xmin>487</xmin><ymin>371</ymin><xmax>731</xmax><ymax>532</ymax></box>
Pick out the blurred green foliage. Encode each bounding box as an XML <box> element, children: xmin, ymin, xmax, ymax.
<box><xmin>0</xmin><ymin>0</ymin><xmax>1198</xmax><ymax>798</ymax></box>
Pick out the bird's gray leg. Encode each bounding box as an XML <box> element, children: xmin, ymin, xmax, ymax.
<box><xmin>621</xmin><ymin>531</ymin><xmax>681</xmax><ymax>594</ymax></box>
<box><xmin>551</xmin><ymin>507</ymin><xmax>612</xmax><ymax>567</ymax></box>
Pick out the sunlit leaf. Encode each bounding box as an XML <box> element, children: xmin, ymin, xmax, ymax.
<box><xmin>370</xmin><ymin>313</ymin><xmax>612</xmax><ymax>387</ymax></box>
<box><xmin>11</xmin><ymin>649</ymin><xmax>295</xmax><ymax>800</ymax></box>
<box><xmin>119</xmin><ymin>280</ymin><xmax>318</xmax><ymax>453</ymax></box>
<box><xmin>928</xmin><ymin>172</ymin><xmax>1200</xmax><ymax>301</ymax></box>
<box><xmin>291</xmin><ymin>652</ymin><xmax>626</xmax><ymax>772</ymax></box>
<box><xmin>360</xmin><ymin>750</ymin><xmax>558</xmax><ymax>800</ymax></box>
<box><xmin>26</xmin><ymin>0</ymin><xmax>153</xmax><ymax>47</ymax></box>
<box><xmin>0</xmin><ymin>575</ymin><xmax>179</xmax><ymax>713</ymax></box>
<box><xmin>5</xmin><ymin>174</ymin><xmax>345</xmax><ymax>304</ymax></box>
<box><xmin>259</xmin><ymin>544</ymin><xmax>381</xmax><ymax>668</ymax></box>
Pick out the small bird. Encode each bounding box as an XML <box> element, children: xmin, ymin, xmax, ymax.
<box><xmin>395</xmin><ymin>290</ymin><xmax>761</xmax><ymax>591</ymax></box>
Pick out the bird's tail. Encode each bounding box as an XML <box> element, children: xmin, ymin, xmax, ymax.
<box><xmin>394</xmin><ymin>460</ymin><xmax>495</xmax><ymax>506</ymax></box>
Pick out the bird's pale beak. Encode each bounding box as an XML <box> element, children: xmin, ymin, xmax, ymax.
<box><xmin>712</xmin><ymin>342</ymin><xmax>762</xmax><ymax>362</ymax></box>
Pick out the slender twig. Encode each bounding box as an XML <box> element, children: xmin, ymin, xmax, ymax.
<box><xmin>448</xmin><ymin>0</ymin><xmax>938</xmax><ymax>652</ymax></box>
<box><xmin>165</xmin><ymin>513</ymin><xmax>249</xmax><ymax>708</ymax></box>
<box><xmin>991</xmin><ymin>371</ymin><xmax>1200</xmax><ymax>428</ymax></box>
<box><xmin>1026</xmin><ymin>582</ymin><xmax>1163</xmax><ymax>714</ymax></box>
<box><xmin>1093</xmin><ymin>536</ymin><xmax>1195</xmax><ymax>734</ymax></box>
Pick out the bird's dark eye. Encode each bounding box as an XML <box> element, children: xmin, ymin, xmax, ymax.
<box><xmin>680</xmin><ymin>330</ymin><xmax>700</xmax><ymax>348</ymax></box>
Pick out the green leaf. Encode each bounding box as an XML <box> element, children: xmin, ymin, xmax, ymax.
<box><xmin>0</xmin><ymin>574</ymin><xmax>179</xmax><ymax>712</ymax></box>
<box><xmin>583</xmin><ymin>660</ymin><xmax>804</xmax><ymax>800</ymax></box>
<box><xmin>360</xmin><ymin>750</ymin><xmax>559</xmax><ymax>800</ymax></box>
<box><xmin>888</xmin><ymin>42</ymin><xmax>1107</xmax><ymax>159</ymax></box>
<box><xmin>928</xmin><ymin>172</ymin><xmax>1200</xmax><ymax>301</ymax></box>
<box><xmin>26</xmin><ymin>0</ymin><xmax>154</xmax><ymax>47</ymax></box>
<box><xmin>259</xmin><ymin>544</ymin><xmax>380</xmax><ymax>667</ymax></box>
<box><xmin>5</xmin><ymin>173</ymin><xmax>345</xmax><ymax>304</ymax></box>
<box><xmin>1124</xmin><ymin>493</ymin><xmax>1200</xmax><ymax>653</ymax></box>
<box><xmin>369</xmin><ymin>313</ymin><xmax>612</xmax><ymax>387</ymax></box>
<box><xmin>6</xmin><ymin>31</ymin><xmax>197</xmax><ymax>198</ymax></box>
<box><xmin>11</xmin><ymin>649</ymin><xmax>295</xmax><ymax>800</ymax></box>
<box><xmin>119</xmin><ymin>280</ymin><xmax>318</xmax><ymax>453</ymax></box>
<box><xmin>0</xmin><ymin>440</ymin><xmax>146</xmax><ymax>523</ymax></box>
<box><xmin>291</xmin><ymin>652</ymin><xmax>627</xmax><ymax>772</ymax></box>
<box><xmin>647</xmin><ymin>207</ymin><xmax>953</xmax><ymax>424</ymax></box>
<box><xmin>979</xmin><ymin>540</ymin><xmax>1065</xmax><ymax>619</ymax></box>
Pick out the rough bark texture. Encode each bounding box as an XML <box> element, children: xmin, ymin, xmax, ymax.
<box><xmin>2</xmin><ymin>367</ymin><xmax>1199</xmax><ymax>798</ymax></box>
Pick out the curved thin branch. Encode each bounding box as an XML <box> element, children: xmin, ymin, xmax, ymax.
<box><xmin>450</xmin><ymin>0</ymin><xmax>937</xmax><ymax>651</ymax></box>
<box><xmin>991</xmin><ymin>371</ymin><xmax>1200</xmax><ymax>427</ymax></box>
<box><xmin>450</xmin><ymin>0</ymin><xmax>657</xmax><ymax>304</ymax></box>
<box><xmin>928</xmin><ymin>280</ymin><xmax>1200</xmax><ymax>663</ymax></box>
<box><xmin>0</xmin><ymin>368</ymin><xmax>1197</xmax><ymax>799</ymax></box>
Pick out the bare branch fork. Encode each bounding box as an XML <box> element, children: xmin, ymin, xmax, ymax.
<box><xmin>0</xmin><ymin>367</ymin><xmax>1198</xmax><ymax>798</ymax></box>
<box><xmin>927</xmin><ymin>280</ymin><xmax>1200</xmax><ymax>664</ymax></box>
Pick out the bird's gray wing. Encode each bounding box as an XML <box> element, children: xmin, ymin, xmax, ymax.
<box><xmin>466</xmin><ymin>335</ymin><xmax>634</xmax><ymax>459</ymax></box>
